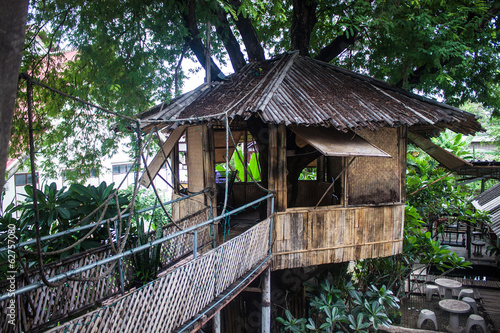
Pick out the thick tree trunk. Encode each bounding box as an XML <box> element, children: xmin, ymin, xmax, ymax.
<box><xmin>0</xmin><ymin>0</ymin><xmax>29</xmax><ymax>194</ymax></box>
<box><xmin>178</xmin><ymin>0</ymin><xmax>225</xmax><ymax>81</ymax></box>
<box><xmin>212</xmin><ymin>6</ymin><xmax>246</xmax><ymax>72</ymax></box>
<box><xmin>290</xmin><ymin>0</ymin><xmax>318</xmax><ymax>56</ymax></box>
<box><xmin>229</xmin><ymin>0</ymin><xmax>266</xmax><ymax>62</ymax></box>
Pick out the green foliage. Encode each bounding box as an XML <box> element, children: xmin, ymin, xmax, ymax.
<box><xmin>0</xmin><ymin>181</ymin><xmax>129</xmax><ymax>278</ymax></box>
<box><xmin>218</xmin><ymin>148</ymin><xmax>261</xmax><ymax>182</ymax></box>
<box><xmin>132</xmin><ymin>217</ymin><xmax>163</xmax><ymax>285</ymax></box>
<box><xmin>277</xmin><ymin>279</ymin><xmax>399</xmax><ymax>333</ymax></box>
<box><xmin>15</xmin><ymin>0</ymin><xmax>499</xmax><ymax>181</ymax></box>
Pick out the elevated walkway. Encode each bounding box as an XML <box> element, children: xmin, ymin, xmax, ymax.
<box><xmin>46</xmin><ymin>219</ymin><xmax>271</xmax><ymax>333</ymax></box>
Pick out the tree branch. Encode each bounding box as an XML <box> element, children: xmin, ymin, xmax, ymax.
<box><xmin>396</xmin><ymin>2</ymin><xmax>500</xmax><ymax>88</ymax></box>
<box><xmin>315</xmin><ymin>30</ymin><xmax>359</xmax><ymax>63</ymax></box>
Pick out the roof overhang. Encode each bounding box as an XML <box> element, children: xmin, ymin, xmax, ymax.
<box><xmin>408</xmin><ymin>131</ymin><xmax>472</xmax><ymax>171</ymax></box>
<box><xmin>290</xmin><ymin>126</ymin><xmax>391</xmax><ymax>158</ymax></box>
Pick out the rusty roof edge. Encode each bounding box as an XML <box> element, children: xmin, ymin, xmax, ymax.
<box><xmin>308</xmin><ymin>57</ymin><xmax>481</xmax><ymax>124</ymax></box>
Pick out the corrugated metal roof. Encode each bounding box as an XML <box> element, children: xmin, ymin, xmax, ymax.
<box><xmin>472</xmin><ymin>183</ymin><xmax>500</xmax><ymax>237</ymax></box>
<box><xmin>138</xmin><ymin>52</ymin><xmax>482</xmax><ymax>135</ymax></box>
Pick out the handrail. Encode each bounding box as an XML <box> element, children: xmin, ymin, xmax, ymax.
<box><xmin>0</xmin><ymin>189</ymin><xmax>209</xmax><ymax>253</ymax></box>
<box><xmin>0</xmin><ymin>193</ymin><xmax>274</xmax><ymax>301</ymax></box>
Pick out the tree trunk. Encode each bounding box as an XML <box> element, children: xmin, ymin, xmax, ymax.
<box><xmin>0</xmin><ymin>0</ymin><xmax>29</xmax><ymax>194</ymax></box>
<box><xmin>229</xmin><ymin>0</ymin><xmax>266</xmax><ymax>62</ymax></box>
<box><xmin>212</xmin><ymin>6</ymin><xmax>246</xmax><ymax>72</ymax></box>
<box><xmin>178</xmin><ymin>0</ymin><xmax>225</xmax><ymax>81</ymax></box>
<box><xmin>290</xmin><ymin>0</ymin><xmax>318</xmax><ymax>57</ymax></box>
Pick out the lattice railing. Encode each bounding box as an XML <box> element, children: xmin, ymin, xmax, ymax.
<box><xmin>45</xmin><ymin>218</ymin><xmax>270</xmax><ymax>333</ymax></box>
<box><xmin>0</xmin><ymin>208</ymin><xmax>210</xmax><ymax>333</ymax></box>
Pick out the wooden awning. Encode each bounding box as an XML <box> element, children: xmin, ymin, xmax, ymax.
<box><xmin>291</xmin><ymin>126</ymin><xmax>391</xmax><ymax>158</ymax></box>
<box><xmin>408</xmin><ymin>131</ymin><xmax>472</xmax><ymax>171</ymax></box>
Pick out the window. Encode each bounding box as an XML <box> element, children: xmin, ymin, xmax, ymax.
<box><xmin>14</xmin><ymin>173</ymin><xmax>38</xmax><ymax>186</ymax></box>
<box><xmin>112</xmin><ymin>164</ymin><xmax>133</xmax><ymax>175</ymax></box>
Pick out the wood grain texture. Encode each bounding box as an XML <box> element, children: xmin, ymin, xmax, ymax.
<box><xmin>271</xmin><ymin>204</ymin><xmax>404</xmax><ymax>270</ymax></box>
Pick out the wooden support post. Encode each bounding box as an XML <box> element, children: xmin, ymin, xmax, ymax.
<box><xmin>317</xmin><ymin>155</ymin><xmax>325</xmax><ymax>182</ymax></box>
<box><xmin>262</xmin><ymin>267</ymin><xmax>271</xmax><ymax>333</ymax></box>
<box><xmin>244</xmin><ymin>130</ymin><xmax>248</xmax><ymax>183</ymax></box>
<box><xmin>268</xmin><ymin>124</ymin><xmax>287</xmax><ymax>214</ymax></box>
<box><xmin>203</xmin><ymin>125</ymin><xmax>216</xmax><ymax>211</ymax></box>
<box><xmin>172</xmin><ymin>144</ymin><xmax>180</xmax><ymax>194</ymax></box>
<box><xmin>213</xmin><ymin>312</ymin><xmax>221</xmax><ymax>333</ymax></box>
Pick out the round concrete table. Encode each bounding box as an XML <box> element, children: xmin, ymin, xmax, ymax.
<box><xmin>439</xmin><ymin>299</ymin><xmax>471</xmax><ymax>333</ymax></box>
<box><xmin>435</xmin><ymin>278</ymin><xmax>462</xmax><ymax>299</ymax></box>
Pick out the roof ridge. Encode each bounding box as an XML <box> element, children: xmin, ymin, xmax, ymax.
<box><xmin>254</xmin><ymin>52</ymin><xmax>299</xmax><ymax>112</ymax></box>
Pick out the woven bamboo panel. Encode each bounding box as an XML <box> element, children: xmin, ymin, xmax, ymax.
<box><xmin>271</xmin><ymin>205</ymin><xmax>404</xmax><ymax>270</ymax></box>
<box><xmin>348</xmin><ymin>128</ymin><xmax>402</xmax><ymax>205</ymax></box>
<box><xmin>0</xmin><ymin>209</ymin><xmax>210</xmax><ymax>333</ymax></box>
<box><xmin>45</xmin><ymin>218</ymin><xmax>270</xmax><ymax>333</ymax></box>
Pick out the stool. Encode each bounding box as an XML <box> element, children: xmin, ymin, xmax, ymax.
<box><xmin>462</xmin><ymin>297</ymin><xmax>478</xmax><ymax>314</ymax></box>
<box><xmin>418</xmin><ymin>309</ymin><xmax>438</xmax><ymax>330</ymax></box>
<box><xmin>472</xmin><ymin>240</ymin><xmax>486</xmax><ymax>256</ymax></box>
<box><xmin>426</xmin><ymin>284</ymin><xmax>440</xmax><ymax>301</ymax></box>
<box><xmin>466</xmin><ymin>314</ymin><xmax>487</xmax><ymax>333</ymax></box>
<box><xmin>459</xmin><ymin>288</ymin><xmax>474</xmax><ymax>299</ymax></box>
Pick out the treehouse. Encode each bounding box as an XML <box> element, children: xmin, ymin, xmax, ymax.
<box><xmin>1</xmin><ymin>53</ymin><xmax>484</xmax><ymax>333</ymax></box>
<box><xmin>138</xmin><ymin>52</ymin><xmax>481</xmax><ymax>272</ymax></box>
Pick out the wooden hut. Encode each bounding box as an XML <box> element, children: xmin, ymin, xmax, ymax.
<box><xmin>138</xmin><ymin>52</ymin><xmax>481</xmax><ymax>273</ymax></box>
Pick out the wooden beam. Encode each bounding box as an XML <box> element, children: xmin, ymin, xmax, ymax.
<box><xmin>140</xmin><ymin>125</ymin><xmax>186</xmax><ymax>188</ymax></box>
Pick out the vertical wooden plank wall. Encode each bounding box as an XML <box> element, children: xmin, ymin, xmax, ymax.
<box><xmin>271</xmin><ymin>204</ymin><xmax>404</xmax><ymax>271</ymax></box>
<box><xmin>268</xmin><ymin>124</ymin><xmax>287</xmax><ymax>213</ymax></box>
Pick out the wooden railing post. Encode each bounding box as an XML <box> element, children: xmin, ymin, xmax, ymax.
<box><xmin>114</xmin><ymin>219</ymin><xmax>125</xmax><ymax>295</ymax></box>
<box><xmin>261</xmin><ymin>267</ymin><xmax>271</xmax><ymax>333</ymax></box>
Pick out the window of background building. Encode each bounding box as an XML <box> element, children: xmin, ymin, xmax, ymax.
<box><xmin>112</xmin><ymin>164</ymin><xmax>133</xmax><ymax>175</ymax></box>
<box><xmin>14</xmin><ymin>173</ymin><xmax>38</xmax><ymax>186</ymax></box>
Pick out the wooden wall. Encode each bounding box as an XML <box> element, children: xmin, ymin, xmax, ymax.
<box><xmin>230</xmin><ymin>182</ymin><xmax>267</xmax><ymax>208</ymax></box>
<box><xmin>172</xmin><ymin>193</ymin><xmax>208</xmax><ymax>221</ymax></box>
<box><xmin>271</xmin><ymin>204</ymin><xmax>404</xmax><ymax>271</ymax></box>
<box><xmin>348</xmin><ymin>127</ymin><xmax>405</xmax><ymax>205</ymax></box>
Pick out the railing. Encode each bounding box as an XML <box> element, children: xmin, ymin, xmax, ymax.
<box><xmin>1</xmin><ymin>192</ymin><xmax>273</xmax><ymax>333</ymax></box>
<box><xmin>47</xmin><ymin>217</ymin><xmax>271</xmax><ymax>333</ymax></box>
<box><xmin>0</xmin><ymin>190</ymin><xmax>211</xmax><ymax>333</ymax></box>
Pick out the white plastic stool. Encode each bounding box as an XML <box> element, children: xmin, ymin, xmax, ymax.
<box><xmin>459</xmin><ymin>288</ymin><xmax>474</xmax><ymax>299</ymax></box>
<box><xmin>417</xmin><ymin>309</ymin><xmax>438</xmax><ymax>330</ymax></box>
<box><xmin>462</xmin><ymin>297</ymin><xmax>478</xmax><ymax>314</ymax></box>
<box><xmin>425</xmin><ymin>284</ymin><xmax>440</xmax><ymax>302</ymax></box>
<box><xmin>466</xmin><ymin>314</ymin><xmax>487</xmax><ymax>333</ymax></box>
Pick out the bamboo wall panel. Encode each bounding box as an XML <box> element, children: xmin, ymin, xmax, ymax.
<box><xmin>45</xmin><ymin>219</ymin><xmax>270</xmax><ymax>333</ymax></box>
<box><xmin>0</xmin><ymin>210</ymin><xmax>210</xmax><ymax>333</ymax></box>
<box><xmin>187</xmin><ymin>126</ymin><xmax>205</xmax><ymax>193</ymax></box>
<box><xmin>348</xmin><ymin>128</ymin><xmax>401</xmax><ymax>205</ymax></box>
<box><xmin>271</xmin><ymin>204</ymin><xmax>404</xmax><ymax>271</ymax></box>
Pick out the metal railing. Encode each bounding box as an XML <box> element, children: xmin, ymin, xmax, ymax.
<box><xmin>0</xmin><ymin>192</ymin><xmax>273</xmax><ymax>302</ymax></box>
